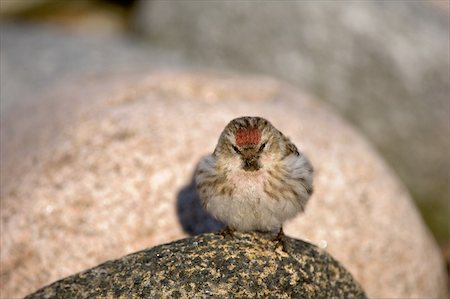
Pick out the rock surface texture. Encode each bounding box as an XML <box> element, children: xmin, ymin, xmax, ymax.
<box><xmin>135</xmin><ymin>1</ymin><xmax>450</xmax><ymax>237</ymax></box>
<box><xmin>25</xmin><ymin>232</ymin><xmax>367</xmax><ymax>299</ymax></box>
<box><xmin>1</xmin><ymin>72</ymin><xmax>447</xmax><ymax>298</ymax></box>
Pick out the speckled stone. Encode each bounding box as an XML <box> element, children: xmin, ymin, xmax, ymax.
<box><xmin>25</xmin><ymin>232</ymin><xmax>366</xmax><ymax>299</ymax></box>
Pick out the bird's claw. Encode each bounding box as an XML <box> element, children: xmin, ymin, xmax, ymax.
<box><xmin>220</xmin><ymin>226</ymin><xmax>235</xmax><ymax>239</ymax></box>
<box><xmin>273</xmin><ymin>227</ymin><xmax>288</xmax><ymax>253</ymax></box>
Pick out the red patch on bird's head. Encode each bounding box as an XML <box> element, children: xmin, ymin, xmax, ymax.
<box><xmin>235</xmin><ymin>128</ymin><xmax>261</xmax><ymax>146</ymax></box>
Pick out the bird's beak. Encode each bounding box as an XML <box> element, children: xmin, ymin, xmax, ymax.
<box><xmin>241</xmin><ymin>147</ymin><xmax>260</xmax><ymax>171</ymax></box>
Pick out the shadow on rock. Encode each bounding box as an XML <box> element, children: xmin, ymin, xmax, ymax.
<box><xmin>176</xmin><ymin>170</ymin><xmax>224</xmax><ymax>235</ymax></box>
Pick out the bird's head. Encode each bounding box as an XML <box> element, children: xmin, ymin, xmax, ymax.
<box><xmin>213</xmin><ymin>116</ymin><xmax>287</xmax><ymax>172</ymax></box>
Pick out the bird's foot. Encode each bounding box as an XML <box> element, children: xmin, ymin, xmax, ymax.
<box><xmin>272</xmin><ymin>227</ymin><xmax>288</xmax><ymax>253</ymax></box>
<box><xmin>219</xmin><ymin>226</ymin><xmax>235</xmax><ymax>239</ymax></box>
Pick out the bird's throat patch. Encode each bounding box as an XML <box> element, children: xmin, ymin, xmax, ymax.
<box><xmin>235</xmin><ymin>128</ymin><xmax>261</xmax><ymax>146</ymax></box>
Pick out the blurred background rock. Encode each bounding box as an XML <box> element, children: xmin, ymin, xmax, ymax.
<box><xmin>1</xmin><ymin>0</ymin><xmax>448</xmax><ymax>296</ymax></box>
<box><xmin>2</xmin><ymin>0</ymin><xmax>448</xmax><ymax>247</ymax></box>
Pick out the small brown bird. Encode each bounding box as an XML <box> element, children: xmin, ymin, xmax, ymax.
<box><xmin>195</xmin><ymin>116</ymin><xmax>313</xmax><ymax>238</ymax></box>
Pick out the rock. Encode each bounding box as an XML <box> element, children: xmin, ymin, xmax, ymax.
<box><xmin>1</xmin><ymin>72</ymin><xmax>447</xmax><ymax>298</ymax></box>
<box><xmin>25</xmin><ymin>232</ymin><xmax>367</xmax><ymax>298</ymax></box>
<box><xmin>133</xmin><ymin>1</ymin><xmax>450</xmax><ymax>239</ymax></box>
<box><xmin>0</xmin><ymin>22</ymin><xmax>188</xmax><ymax>111</ymax></box>
<box><xmin>0</xmin><ymin>22</ymin><xmax>189</xmax><ymax>195</ymax></box>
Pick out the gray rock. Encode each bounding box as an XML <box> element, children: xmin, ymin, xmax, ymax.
<box><xmin>25</xmin><ymin>232</ymin><xmax>367</xmax><ymax>299</ymax></box>
<box><xmin>0</xmin><ymin>22</ymin><xmax>188</xmax><ymax>111</ymax></box>
<box><xmin>134</xmin><ymin>1</ymin><xmax>450</xmax><ymax>238</ymax></box>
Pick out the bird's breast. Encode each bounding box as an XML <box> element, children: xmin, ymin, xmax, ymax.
<box><xmin>228</xmin><ymin>170</ymin><xmax>267</xmax><ymax>200</ymax></box>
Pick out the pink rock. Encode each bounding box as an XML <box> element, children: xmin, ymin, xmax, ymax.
<box><xmin>1</xmin><ymin>72</ymin><xmax>447</xmax><ymax>298</ymax></box>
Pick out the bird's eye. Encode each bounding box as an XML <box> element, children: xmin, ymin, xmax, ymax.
<box><xmin>258</xmin><ymin>143</ymin><xmax>266</xmax><ymax>153</ymax></box>
<box><xmin>231</xmin><ymin>145</ymin><xmax>241</xmax><ymax>154</ymax></box>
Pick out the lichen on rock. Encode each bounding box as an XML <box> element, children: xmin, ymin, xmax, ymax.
<box><xmin>25</xmin><ymin>232</ymin><xmax>366</xmax><ymax>299</ymax></box>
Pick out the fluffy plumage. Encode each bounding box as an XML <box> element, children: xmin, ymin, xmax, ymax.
<box><xmin>195</xmin><ymin>116</ymin><xmax>313</xmax><ymax>232</ymax></box>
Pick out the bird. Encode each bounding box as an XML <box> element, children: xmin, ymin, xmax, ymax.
<box><xmin>195</xmin><ymin>116</ymin><xmax>313</xmax><ymax>242</ymax></box>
